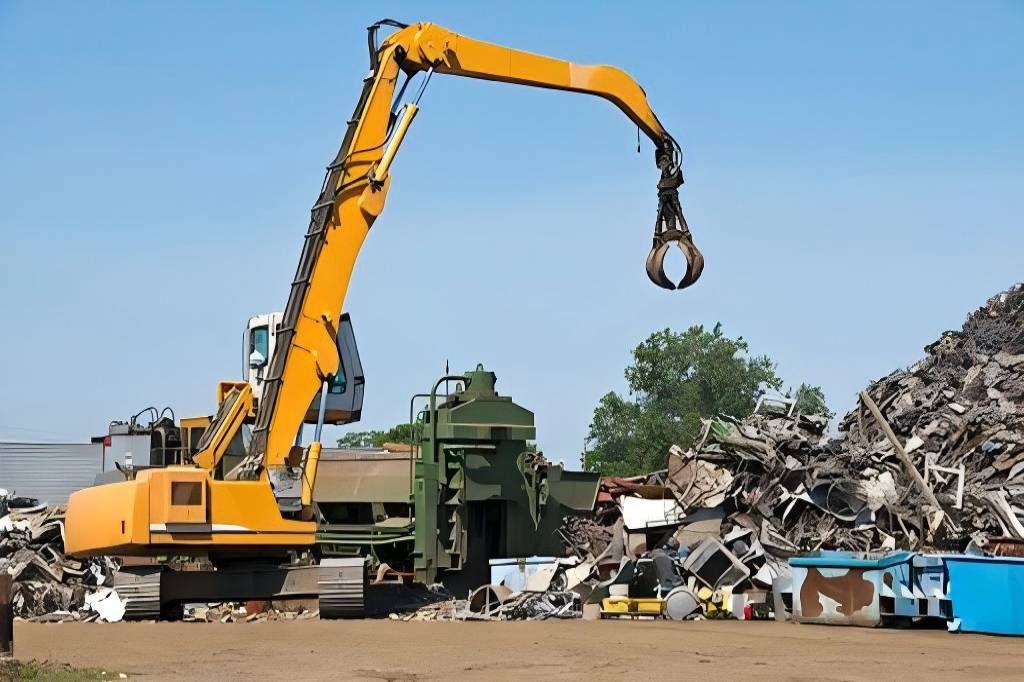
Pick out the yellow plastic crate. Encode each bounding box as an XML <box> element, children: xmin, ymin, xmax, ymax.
<box><xmin>633</xmin><ymin>598</ymin><xmax>666</xmax><ymax>615</ymax></box>
<box><xmin>600</xmin><ymin>597</ymin><xmax>666</xmax><ymax>618</ymax></box>
<box><xmin>601</xmin><ymin>597</ymin><xmax>632</xmax><ymax>613</ymax></box>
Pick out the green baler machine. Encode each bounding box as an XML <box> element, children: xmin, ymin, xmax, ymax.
<box><xmin>413</xmin><ymin>365</ymin><xmax>600</xmax><ymax>591</ymax></box>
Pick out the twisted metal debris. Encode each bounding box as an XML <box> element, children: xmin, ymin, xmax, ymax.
<box><xmin>0</xmin><ymin>499</ymin><xmax>120</xmax><ymax>621</ymax></box>
<box><xmin>839</xmin><ymin>283</ymin><xmax>1024</xmax><ymax>548</ymax></box>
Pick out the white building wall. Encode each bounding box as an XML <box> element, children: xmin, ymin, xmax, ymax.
<box><xmin>0</xmin><ymin>441</ymin><xmax>104</xmax><ymax>504</ymax></box>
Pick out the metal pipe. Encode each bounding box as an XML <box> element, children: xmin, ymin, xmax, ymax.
<box><xmin>370</xmin><ymin>103</ymin><xmax>418</xmax><ymax>183</ymax></box>
<box><xmin>412</xmin><ymin>67</ymin><xmax>434</xmax><ymax>105</ymax></box>
<box><xmin>0</xmin><ymin>574</ymin><xmax>10</xmax><ymax>657</ymax></box>
<box><xmin>408</xmin><ymin>393</ymin><xmax>431</xmax><ymax>499</ymax></box>
<box><xmin>313</xmin><ymin>381</ymin><xmax>329</xmax><ymax>442</ymax></box>
<box><xmin>859</xmin><ymin>391</ymin><xmax>956</xmax><ymax>532</ymax></box>
<box><xmin>429</xmin><ymin>375</ymin><xmax>468</xmax><ymax>465</ymax></box>
<box><xmin>298</xmin><ymin>381</ymin><xmax>331</xmax><ymax>519</ymax></box>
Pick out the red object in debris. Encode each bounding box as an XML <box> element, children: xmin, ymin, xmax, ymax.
<box><xmin>245</xmin><ymin>600</ymin><xmax>270</xmax><ymax>615</ymax></box>
<box><xmin>598</xmin><ymin>476</ymin><xmax>672</xmax><ymax>502</ymax></box>
<box><xmin>743</xmin><ymin>603</ymin><xmax>753</xmax><ymax>620</ymax></box>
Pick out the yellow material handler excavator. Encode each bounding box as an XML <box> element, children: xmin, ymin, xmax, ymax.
<box><xmin>65</xmin><ymin>19</ymin><xmax>703</xmax><ymax>614</ymax></box>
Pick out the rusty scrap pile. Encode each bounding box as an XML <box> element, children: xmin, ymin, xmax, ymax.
<box><xmin>559</xmin><ymin>517</ymin><xmax>614</xmax><ymax>559</ymax></box>
<box><xmin>672</xmin><ymin>411</ymin><xmax>893</xmax><ymax>554</ymax></box>
<box><xmin>0</xmin><ymin>499</ymin><xmax>120</xmax><ymax>621</ymax></box>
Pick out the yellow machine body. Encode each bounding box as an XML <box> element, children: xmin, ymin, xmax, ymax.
<box><xmin>67</xmin><ymin>382</ymin><xmax>315</xmax><ymax>556</ymax></box>
<box><xmin>66</xmin><ymin>469</ymin><xmax>314</xmax><ymax>556</ymax></box>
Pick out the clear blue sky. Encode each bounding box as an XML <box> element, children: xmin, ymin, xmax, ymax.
<box><xmin>1</xmin><ymin>1</ymin><xmax>1021</xmax><ymax>466</ymax></box>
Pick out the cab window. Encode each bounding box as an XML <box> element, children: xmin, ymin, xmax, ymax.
<box><xmin>250</xmin><ymin>326</ymin><xmax>269</xmax><ymax>359</ymax></box>
<box><xmin>329</xmin><ymin>363</ymin><xmax>346</xmax><ymax>394</ymax></box>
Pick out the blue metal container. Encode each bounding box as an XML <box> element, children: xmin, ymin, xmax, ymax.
<box><xmin>943</xmin><ymin>554</ymin><xmax>1024</xmax><ymax>636</ymax></box>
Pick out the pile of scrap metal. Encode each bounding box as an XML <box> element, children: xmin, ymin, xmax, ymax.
<box><xmin>0</xmin><ymin>495</ymin><xmax>122</xmax><ymax>622</ymax></box>
<box><xmin>389</xmin><ymin>598</ymin><xmax>466</xmax><ymax>621</ymax></box>
<box><xmin>391</xmin><ymin>591</ymin><xmax>581</xmax><ymax>622</ymax></box>
<box><xmin>392</xmin><ymin>563</ymin><xmax>585</xmax><ymax>621</ymax></box>
<box><xmin>182</xmin><ymin>601</ymin><xmax>320</xmax><ymax>623</ymax></box>
<box><xmin>393</xmin><ymin>583</ymin><xmax>582</xmax><ymax>622</ymax></box>
<box><xmin>838</xmin><ymin>283</ymin><xmax>1024</xmax><ymax>551</ymax></box>
<box><xmin>465</xmin><ymin>583</ymin><xmax>582</xmax><ymax>620</ymax></box>
<box><xmin>559</xmin><ymin>471</ymin><xmax>783</xmax><ymax>619</ymax></box>
<box><xmin>558</xmin><ymin>283</ymin><xmax>1024</xmax><ymax>618</ymax></box>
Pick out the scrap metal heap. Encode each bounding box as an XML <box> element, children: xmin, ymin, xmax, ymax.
<box><xmin>181</xmin><ymin>601</ymin><xmax>320</xmax><ymax>623</ymax></box>
<box><xmin>839</xmin><ymin>283</ymin><xmax>1024</xmax><ymax>547</ymax></box>
<box><xmin>555</xmin><ymin>283</ymin><xmax>1024</xmax><ymax>615</ymax></box>
<box><xmin>0</xmin><ymin>497</ymin><xmax>121</xmax><ymax>621</ymax></box>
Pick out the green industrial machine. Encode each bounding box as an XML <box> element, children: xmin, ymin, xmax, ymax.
<box><xmin>311</xmin><ymin>364</ymin><xmax>600</xmax><ymax>591</ymax></box>
<box><xmin>413</xmin><ymin>365</ymin><xmax>600</xmax><ymax>591</ymax></box>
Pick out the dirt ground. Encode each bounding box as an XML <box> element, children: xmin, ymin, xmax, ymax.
<box><xmin>13</xmin><ymin>619</ymin><xmax>1024</xmax><ymax>681</ymax></box>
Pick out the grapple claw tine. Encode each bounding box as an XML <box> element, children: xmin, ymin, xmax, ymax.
<box><xmin>646</xmin><ymin>229</ymin><xmax>703</xmax><ymax>291</ymax></box>
<box><xmin>646</xmin><ymin>240</ymin><xmax>677</xmax><ymax>290</ymax></box>
<box><xmin>675</xmin><ymin>239</ymin><xmax>704</xmax><ymax>290</ymax></box>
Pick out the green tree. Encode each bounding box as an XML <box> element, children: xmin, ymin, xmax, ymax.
<box><xmin>338</xmin><ymin>424</ymin><xmax>533</xmax><ymax>451</ymax></box>
<box><xmin>583</xmin><ymin>323</ymin><xmax>783</xmax><ymax>476</ymax></box>
<box><xmin>582</xmin><ymin>392</ymin><xmax>645</xmax><ymax>475</ymax></box>
<box><xmin>336</xmin><ymin>422</ymin><xmax>422</xmax><ymax>449</ymax></box>
<box><xmin>792</xmin><ymin>383</ymin><xmax>834</xmax><ymax>419</ymax></box>
<box><xmin>336</xmin><ymin>431</ymin><xmax>375</xmax><ymax>448</ymax></box>
<box><xmin>372</xmin><ymin>422</ymin><xmax>421</xmax><ymax>447</ymax></box>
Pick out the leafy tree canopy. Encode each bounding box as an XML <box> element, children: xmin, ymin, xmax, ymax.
<box><xmin>337</xmin><ymin>424</ymin><xmax>538</xmax><ymax>452</ymax></box>
<box><xmin>792</xmin><ymin>383</ymin><xmax>834</xmax><ymax>420</ymax></box>
<box><xmin>337</xmin><ymin>422</ymin><xmax>421</xmax><ymax>449</ymax></box>
<box><xmin>582</xmin><ymin>323</ymin><xmax>829</xmax><ymax>476</ymax></box>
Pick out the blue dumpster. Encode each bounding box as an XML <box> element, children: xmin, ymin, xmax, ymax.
<box><xmin>943</xmin><ymin>554</ymin><xmax>1024</xmax><ymax>636</ymax></box>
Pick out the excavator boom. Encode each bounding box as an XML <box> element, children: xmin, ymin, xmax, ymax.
<box><xmin>242</xmin><ymin>20</ymin><xmax>702</xmax><ymax>483</ymax></box>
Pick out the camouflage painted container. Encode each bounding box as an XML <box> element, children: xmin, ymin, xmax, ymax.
<box><xmin>790</xmin><ymin>551</ymin><xmax>916</xmax><ymax>626</ymax></box>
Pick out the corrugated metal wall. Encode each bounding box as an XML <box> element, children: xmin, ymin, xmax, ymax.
<box><xmin>0</xmin><ymin>442</ymin><xmax>103</xmax><ymax>504</ymax></box>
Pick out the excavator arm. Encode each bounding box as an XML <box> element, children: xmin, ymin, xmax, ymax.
<box><xmin>240</xmin><ymin>20</ymin><xmax>703</xmax><ymax>486</ymax></box>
